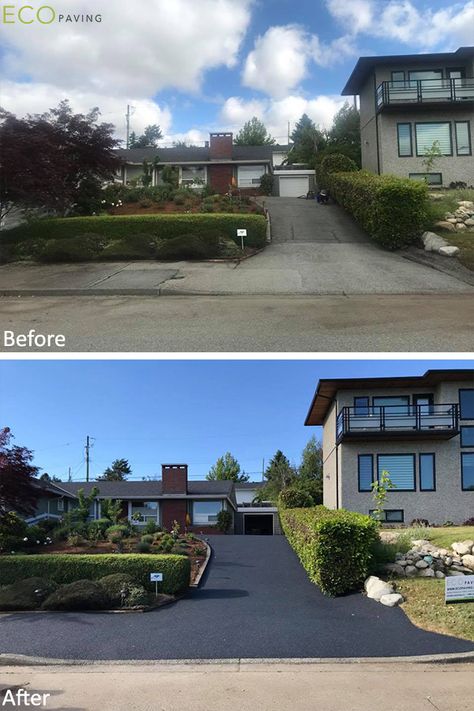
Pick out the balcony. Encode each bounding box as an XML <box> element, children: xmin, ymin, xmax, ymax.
<box><xmin>376</xmin><ymin>78</ymin><xmax>474</xmax><ymax>110</ymax></box>
<box><xmin>336</xmin><ymin>403</ymin><xmax>459</xmax><ymax>443</ymax></box>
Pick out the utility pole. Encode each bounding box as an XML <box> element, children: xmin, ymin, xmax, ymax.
<box><xmin>287</xmin><ymin>121</ymin><xmax>291</xmax><ymax>146</ymax></box>
<box><xmin>68</xmin><ymin>466</ymin><xmax>72</xmax><ymax>482</ymax></box>
<box><xmin>85</xmin><ymin>436</ymin><xmax>91</xmax><ymax>482</ymax></box>
<box><xmin>126</xmin><ymin>105</ymin><xmax>132</xmax><ymax>149</ymax></box>
<box><xmin>262</xmin><ymin>458</ymin><xmax>265</xmax><ymax>481</ymax></box>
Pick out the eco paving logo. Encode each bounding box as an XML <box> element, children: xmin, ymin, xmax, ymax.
<box><xmin>1</xmin><ymin>4</ymin><xmax>102</xmax><ymax>23</ymax></box>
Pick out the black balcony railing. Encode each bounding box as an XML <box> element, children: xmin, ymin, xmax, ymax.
<box><xmin>376</xmin><ymin>78</ymin><xmax>474</xmax><ymax>109</ymax></box>
<box><xmin>336</xmin><ymin>403</ymin><xmax>459</xmax><ymax>442</ymax></box>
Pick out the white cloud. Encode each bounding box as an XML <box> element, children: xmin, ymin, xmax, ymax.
<box><xmin>0</xmin><ymin>81</ymin><xmax>173</xmax><ymax>143</ymax></box>
<box><xmin>242</xmin><ymin>26</ymin><xmax>310</xmax><ymax>99</ymax></box>
<box><xmin>325</xmin><ymin>0</ymin><xmax>374</xmax><ymax>34</ymax></box>
<box><xmin>220</xmin><ymin>94</ymin><xmax>346</xmax><ymax>141</ymax></box>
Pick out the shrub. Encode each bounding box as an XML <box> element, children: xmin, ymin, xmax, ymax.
<box><xmin>136</xmin><ymin>541</ymin><xmax>152</xmax><ymax>553</ymax></box>
<box><xmin>194</xmin><ymin>545</ymin><xmax>207</xmax><ymax>557</ymax></box>
<box><xmin>4</xmin><ymin>214</ymin><xmax>267</xmax><ymax>251</ymax></box>
<box><xmin>125</xmin><ymin>585</ymin><xmax>150</xmax><ymax>607</ymax></box>
<box><xmin>327</xmin><ymin>171</ymin><xmax>429</xmax><ymax>249</ymax></box>
<box><xmin>410</xmin><ymin>518</ymin><xmax>430</xmax><ymax>527</ymax></box>
<box><xmin>155</xmin><ymin>534</ymin><xmax>174</xmax><ymax>554</ymax></box>
<box><xmin>141</xmin><ymin>534</ymin><xmax>154</xmax><ymax>544</ymax></box>
<box><xmin>463</xmin><ymin>517</ymin><xmax>474</xmax><ymax>526</ymax></box>
<box><xmin>36</xmin><ymin>234</ymin><xmax>104</xmax><ymax>262</ymax></box>
<box><xmin>0</xmin><ymin>577</ymin><xmax>58</xmax><ymax>611</ymax></box>
<box><xmin>98</xmin><ymin>573</ymin><xmax>134</xmax><ymax>606</ymax></box>
<box><xmin>279</xmin><ymin>488</ymin><xmax>314</xmax><ymax>509</ymax></box>
<box><xmin>280</xmin><ymin>506</ymin><xmax>379</xmax><ymax>596</ymax></box>
<box><xmin>87</xmin><ymin>518</ymin><xmax>112</xmax><ymax>541</ymax></box>
<box><xmin>144</xmin><ymin>521</ymin><xmax>160</xmax><ymax>535</ymax></box>
<box><xmin>155</xmin><ymin>234</ymin><xmax>218</xmax><ymax>260</ymax></box>
<box><xmin>42</xmin><ymin>579</ymin><xmax>109</xmax><ymax>611</ymax></box>
<box><xmin>260</xmin><ymin>173</ymin><xmax>274</xmax><ymax>195</ymax></box>
<box><xmin>216</xmin><ymin>510</ymin><xmax>232</xmax><ymax>533</ymax></box>
<box><xmin>317</xmin><ymin>153</ymin><xmax>358</xmax><ymax>189</ymax></box>
<box><xmin>0</xmin><ymin>554</ymin><xmax>190</xmax><ymax>594</ymax></box>
<box><xmin>106</xmin><ymin>524</ymin><xmax>129</xmax><ymax>541</ymax></box>
<box><xmin>0</xmin><ymin>512</ymin><xmax>29</xmax><ymax>554</ymax></box>
<box><xmin>67</xmin><ymin>533</ymin><xmax>85</xmax><ymax>547</ymax></box>
<box><xmin>100</xmin><ymin>234</ymin><xmax>159</xmax><ymax>260</ymax></box>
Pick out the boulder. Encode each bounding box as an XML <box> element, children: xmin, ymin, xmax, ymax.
<box><xmin>447</xmin><ymin>570</ymin><xmax>465</xmax><ymax>577</ymax></box>
<box><xmin>380</xmin><ymin>593</ymin><xmax>404</xmax><ymax>607</ymax></box>
<box><xmin>384</xmin><ymin>563</ymin><xmax>406</xmax><ymax>576</ymax></box>
<box><xmin>435</xmin><ymin>571</ymin><xmax>445</xmax><ymax>579</ymax></box>
<box><xmin>422</xmin><ymin>231</ymin><xmax>447</xmax><ymax>252</ymax></box>
<box><xmin>461</xmin><ymin>555</ymin><xmax>474</xmax><ymax>571</ymax></box>
<box><xmin>434</xmin><ymin>221</ymin><xmax>457</xmax><ymax>232</ymax></box>
<box><xmin>365</xmin><ymin>576</ymin><xmax>394</xmax><ymax>601</ymax></box>
<box><xmin>458</xmin><ymin>201</ymin><xmax>474</xmax><ymax>208</ymax></box>
<box><xmin>452</xmin><ymin>542</ymin><xmax>471</xmax><ymax>556</ymax></box>
<box><xmin>418</xmin><ymin>568</ymin><xmax>435</xmax><ymax>578</ymax></box>
<box><xmin>415</xmin><ymin>559</ymin><xmax>429</xmax><ymax>569</ymax></box>
<box><xmin>405</xmin><ymin>565</ymin><xmax>417</xmax><ymax>577</ymax></box>
<box><xmin>439</xmin><ymin>246</ymin><xmax>460</xmax><ymax>257</ymax></box>
<box><xmin>465</xmin><ymin>218</ymin><xmax>474</xmax><ymax>227</ymax></box>
<box><xmin>456</xmin><ymin>223</ymin><xmax>467</xmax><ymax>231</ymax></box>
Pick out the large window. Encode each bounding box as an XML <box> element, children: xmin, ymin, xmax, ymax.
<box><xmin>455</xmin><ymin>122</ymin><xmax>471</xmax><ymax>156</ymax></box>
<box><xmin>358</xmin><ymin>454</ymin><xmax>373</xmax><ymax>492</ymax></box>
<box><xmin>193</xmin><ymin>500</ymin><xmax>223</xmax><ymax>524</ymax></box>
<box><xmin>377</xmin><ymin>454</ymin><xmax>416</xmax><ymax>490</ymax></box>
<box><xmin>461</xmin><ymin>426</ymin><xmax>474</xmax><ymax>447</ymax></box>
<box><xmin>181</xmin><ymin>166</ymin><xmax>206</xmax><ymax>186</ymax></box>
<box><xmin>354</xmin><ymin>397</ymin><xmax>369</xmax><ymax>415</ymax></box>
<box><xmin>131</xmin><ymin>501</ymin><xmax>158</xmax><ymax>523</ymax></box>
<box><xmin>397</xmin><ymin>123</ymin><xmax>413</xmax><ymax>157</ymax></box>
<box><xmin>408</xmin><ymin>69</ymin><xmax>443</xmax><ymax>83</ymax></box>
<box><xmin>372</xmin><ymin>396</ymin><xmax>410</xmax><ymax>414</ymax></box>
<box><xmin>415</xmin><ymin>123</ymin><xmax>452</xmax><ymax>156</ymax></box>
<box><xmin>461</xmin><ymin>453</ymin><xmax>474</xmax><ymax>491</ymax></box>
<box><xmin>370</xmin><ymin>509</ymin><xmax>404</xmax><ymax>523</ymax></box>
<box><xmin>237</xmin><ymin>165</ymin><xmax>266</xmax><ymax>188</ymax></box>
<box><xmin>459</xmin><ymin>390</ymin><xmax>474</xmax><ymax>420</ymax></box>
<box><xmin>419</xmin><ymin>453</ymin><xmax>435</xmax><ymax>491</ymax></box>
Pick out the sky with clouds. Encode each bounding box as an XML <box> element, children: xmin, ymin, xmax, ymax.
<box><xmin>0</xmin><ymin>0</ymin><xmax>473</xmax><ymax>145</ymax></box>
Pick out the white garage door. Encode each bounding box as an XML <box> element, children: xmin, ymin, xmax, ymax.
<box><xmin>279</xmin><ymin>176</ymin><xmax>309</xmax><ymax>197</ymax></box>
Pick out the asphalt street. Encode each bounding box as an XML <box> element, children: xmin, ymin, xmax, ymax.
<box><xmin>0</xmin><ymin>536</ymin><xmax>472</xmax><ymax>661</ymax></box>
<box><xmin>1</xmin><ymin>293</ymin><xmax>473</xmax><ymax>351</ymax></box>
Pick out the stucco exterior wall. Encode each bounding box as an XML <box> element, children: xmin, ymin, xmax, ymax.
<box><xmin>359</xmin><ymin>74</ymin><xmax>380</xmax><ymax>174</ymax></box>
<box><xmin>333</xmin><ymin>380</ymin><xmax>474</xmax><ymax>525</ymax></box>
<box><xmin>322</xmin><ymin>401</ymin><xmax>339</xmax><ymax>510</ymax></box>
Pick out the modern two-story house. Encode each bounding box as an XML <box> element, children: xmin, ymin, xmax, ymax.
<box><xmin>306</xmin><ymin>370</ymin><xmax>474</xmax><ymax>525</ymax></box>
<box><xmin>342</xmin><ymin>46</ymin><xmax>474</xmax><ymax>186</ymax></box>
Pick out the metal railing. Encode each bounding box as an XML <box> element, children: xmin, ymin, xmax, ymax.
<box><xmin>376</xmin><ymin>78</ymin><xmax>474</xmax><ymax>109</ymax></box>
<box><xmin>336</xmin><ymin>403</ymin><xmax>459</xmax><ymax>440</ymax></box>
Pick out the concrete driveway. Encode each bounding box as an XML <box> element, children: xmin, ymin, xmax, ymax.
<box><xmin>0</xmin><ymin>536</ymin><xmax>472</xmax><ymax>661</ymax></box>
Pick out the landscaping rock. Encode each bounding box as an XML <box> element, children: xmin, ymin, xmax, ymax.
<box><xmin>434</xmin><ymin>221</ymin><xmax>457</xmax><ymax>232</ymax></box>
<box><xmin>435</xmin><ymin>571</ymin><xmax>445</xmax><ymax>579</ymax></box>
<box><xmin>365</xmin><ymin>576</ymin><xmax>394</xmax><ymax>601</ymax></box>
<box><xmin>405</xmin><ymin>565</ymin><xmax>418</xmax><ymax>577</ymax></box>
<box><xmin>415</xmin><ymin>559</ymin><xmax>429</xmax><ymax>569</ymax></box>
<box><xmin>384</xmin><ymin>563</ymin><xmax>406</xmax><ymax>576</ymax></box>
<box><xmin>452</xmin><ymin>542</ymin><xmax>472</xmax><ymax>556</ymax></box>
<box><xmin>448</xmin><ymin>570</ymin><xmax>465</xmax><ymax>577</ymax></box>
<box><xmin>461</xmin><ymin>554</ymin><xmax>474</xmax><ymax>571</ymax></box>
<box><xmin>380</xmin><ymin>593</ymin><xmax>404</xmax><ymax>607</ymax></box>
<box><xmin>422</xmin><ymin>231</ymin><xmax>447</xmax><ymax>252</ymax></box>
<box><xmin>418</xmin><ymin>568</ymin><xmax>435</xmax><ymax>578</ymax></box>
<box><xmin>438</xmin><ymin>245</ymin><xmax>460</xmax><ymax>257</ymax></box>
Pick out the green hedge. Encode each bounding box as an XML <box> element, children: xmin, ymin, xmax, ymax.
<box><xmin>0</xmin><ymin>554</ymin><xmax>190</xmax><ymax>594</ymax></box>
<box><xmin>3</xmin><ymin>214</ymin><xmax>267</xmax><ymax>250</ymax></box>
<box><xmin>317</xmin><ymin>153</ymin><xmax>358</xmax><ymax>189</ymax></box>
<box><xmin>280</xmin><ymin>506</ymin><xmax>379</xmax><ymax>596</ymax></box>
<box><xmin>327</xmin><ymin>171</ymin><xmax>429</xmax><ymax>249</ymax></box>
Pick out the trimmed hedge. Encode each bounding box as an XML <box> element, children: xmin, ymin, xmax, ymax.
<box><xmin>0</xmin><ymin>554</ymin><xmax>190</xmax><ymax>594</ymax></box>
<box><xmin>317</xmin><ymin>153</ymin><xmax>358</xmax><ymax>189</ymax></box>
<box><xmin>327</xmin><ymin>171</ymin><xmax>429</xmax><ymax>249</ymax></box>
<box><xmin>3</xmin><ymin>214</ymin><xmax>267</xmax><ymax>250</ymax></box>
<box><xmin>280</xmin><ymin>506</ymin><xmax>379</xmax><ymax>596</ymax></box>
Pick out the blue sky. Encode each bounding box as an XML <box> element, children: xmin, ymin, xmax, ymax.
<box><xmin>1</xmin><ymin>359</ymin><xmax>471</xmax><ymax>482</ymax></box>
<box><xmin>0</xmin><ymin>1</ymin><xmax>472</xmax><ymax>143</ymax></box>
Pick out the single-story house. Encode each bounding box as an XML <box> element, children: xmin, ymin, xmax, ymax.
<box><xmin>115</xmin><ymin>132</ymin><xmax>315</xmax><ymax>198</ymax></box>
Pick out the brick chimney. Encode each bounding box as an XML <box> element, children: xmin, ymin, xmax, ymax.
<box><xmin>162</xmin><ymin>464</ymin><xmax>188</xmax><ymax>495</ymax></box>
<box><xmin>209</xmin><ymin>132</ymin><xmax>233</xmax><ymax>160</ymax></box>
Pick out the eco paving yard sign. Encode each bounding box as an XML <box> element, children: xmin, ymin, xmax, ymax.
<box><xmin>445</xmin><ymin>576</ymin><xmax>474</xmax><ymax>603</ymax></box>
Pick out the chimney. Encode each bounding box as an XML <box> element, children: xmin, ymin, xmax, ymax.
<box><xmin>209</xmin><ymin>132</ymin><xmax>233</xmax><ymax>160</ymax></box>
<box><xmin>162</xmin><ymin>464</ymin><xmax>188</xmax><ymax>494</ymax></box>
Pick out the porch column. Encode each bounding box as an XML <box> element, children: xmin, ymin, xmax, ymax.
<box><xmin>127</xmin><ymin>501</ymin><xmax>132</xmax><ymax>521</ymax></box>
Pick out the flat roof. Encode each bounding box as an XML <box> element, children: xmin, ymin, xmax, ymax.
<box><xmin>341</xmin><ymin>46</ymin><xmax>474</xmax><ymax>95</ymax></box>
<box><xmin>305</xmin><ymin>369</ymin><xmax>474</xmax><ymax>425</ymax></box>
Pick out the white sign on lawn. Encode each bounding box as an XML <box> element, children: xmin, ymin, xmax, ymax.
<box><xmin>445</xmin><ymin>575</ymin><xmax>474</xmax><ymax>603</ymax></box>
<box><xmin>150</xmin><ymin>573</ymin><xmax>163</xmax><ymax>582</ymax></box>
<box><xmin>236</xmin><ymin>229</ymin><xmax>248</xmax><ymax>237</ymax></box>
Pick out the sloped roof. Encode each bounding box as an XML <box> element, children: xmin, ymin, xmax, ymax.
<box><xmin>116</xmin><ymin>144</ymin><xmax>276</xmax><ymax>164</ymax></box>
<box><xmin>58</xmin><ymin>479</ymin><xmax>234</xmax><ymax>499</ymax></box>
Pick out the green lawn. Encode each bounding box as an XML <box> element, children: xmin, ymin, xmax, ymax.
<box><xmin>396</xmin><ymin>579</ymin><xmax>474</xmax><ymax>642</ymax></box>
<box><xmin>441</xmin><ymin>232</ymin><xmax>474</xmax><ymax>271</ymax></box>
<box><xmin>389</xmin><ymin>526</ymin><xmax>474</xmax><ymax>549</ymax></box>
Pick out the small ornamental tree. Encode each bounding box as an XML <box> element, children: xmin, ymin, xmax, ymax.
<box><xmin>217</xmin><ymin>509</ymin><xmax>232</xmax><ymax>533</ymax></box>
<box><xmin>0</xmin><ymin>428</ymin><xmax>40</xmax><ymax>517</ymax></box>
<box><xmin>77</xmin><ymin>487</ymin><xmax>99</xmax><ymax>523</ymax></box>
<box><xmin>422</xmin><ymin>140</ymin><xmax>442</xmax><ymax>175</ymax></box>
<box><xmin>371</xmin><ymin>471</ymin><xmax>396</xmax><ymax>523</ymax></box>
<box><xmin>101</xmin><ymin>499</ymin><xmax>123</xmax><ymax>524</ymax></box>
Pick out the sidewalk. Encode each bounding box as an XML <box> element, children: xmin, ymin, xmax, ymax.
<box><xmin>1</xmin><ymin>661</ymin><xmax>473</xmax><ymax>711</ymax></box>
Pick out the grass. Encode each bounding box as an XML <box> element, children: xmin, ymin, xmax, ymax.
<box><xmin>427</xmin><ymin>188</ymin><xmax>474</xmax><ymax>271</ymax></box>
<box><xmin>396</xmin><ymin>579</ymin><xmax>474</xmax><ymax>641</ymax></box>
<box><xmin>387</xmin><ymin>526</ymin><xmax>474</xmax><ymax>549</ymax></box>
<box><xmin>441</xmin><ymin>233</ymin><xmax>474</xmax><ymax>271</ymax></box>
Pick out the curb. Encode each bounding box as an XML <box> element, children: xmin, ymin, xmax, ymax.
<box><xmin>189</xmin><ymin>541</ymin><xmax>212</xmax><ymax>588</ymax></box>
<box><xmin>1</xmin><ymin>652</ymin><xmax>473</xmax><ymax>667</ymax></box>
<box><xmin>401</xmin><ymin>249</ymin><xmax>474</xmax><ymax>287</ymax></box>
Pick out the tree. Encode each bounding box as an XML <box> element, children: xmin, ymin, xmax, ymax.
<box><xmin>0</xmin><ymin>101</ymin><xmax>120</xmax><ymax>220</ymax></box>
<box><xmin>97</xmin><ymin>459</ymin><xmax>132</xmax><ymax>482</ymax></box>
<box><xmin>0</xmin><ymin>427</ymin><xmax>40</xmax><ymax>517</ymax></box>
<box><xmin>206</xmin><ymin>452</ymin><xmax>249</xmax><ymax>483</ymax></box>
<box><xmin>129</xmin><ymin>124</ymin><xmax>163</xmax><ymax>149</ymax></box>
<box><xmin>234</xmin><ymin>117</ymin><xmax>275</xmax><ymax>146</ymax></box>
<box><xmin>101</xmin><ymin>498</ymin><xmax>123</xmax><ymax>523</ymax></box>
<box><xmin>422</xmin><ymin>140</ymin><xmax>442</xmax><ymax>174</ymax></box>
<box><xmin>288</xmin><ymin>114</ymin><xmax>326</xmax><ymax>167</ymax></box>
<box><xmin>256</xmin><ymin>450</ymin><xmax>296</xmax><ymax>502</ymax></box>
<box><xmin>325</xmin><ymin>102</ymin><xmax>361</xmax><ymax>166</ymax></box>
<box><xmin>77</xmin><ymin>486</ymin><xmax>99</xmax><ymax>522</ymax></box>
<box><xmin>39</xmin><ymin>472</ymin><xmax>62</xmax><ymax>484</ymax></box>
<box><xmin>298</xmin><ymin>437</ymin><xmax>323</xmax><ymax>504</ymax></box>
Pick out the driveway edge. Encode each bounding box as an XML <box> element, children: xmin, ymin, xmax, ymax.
<box><xmin>1</xmin><ymin>652</ymin><xmax>473</xmax><ymax>667</ymax></box>
<box><xmin>189</xmin><ymin>540</ymin><xmax>212</xmax><ymax>588</ymax></box>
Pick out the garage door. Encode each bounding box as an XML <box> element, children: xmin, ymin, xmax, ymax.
<box><xmin>279</xmin><ymin>176</ymin><xmax>309</xmax><ymax>198</ymax></box>
<box><xmin>244</xmin><ymin>514</ymin><xmax>274</xmax><ymax>535</ymax></box>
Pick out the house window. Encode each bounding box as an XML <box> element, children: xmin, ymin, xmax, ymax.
<box><xmin>455</xmin><ymin>122</ymin><xmax>471</xmax><ymax>156</ymax></box>
<box><xmin>373</xmin><ymin>396</ymin><xmax>410</xmax><ymax>415</ymax></box>
<box><xmin>397</xmin><ymin>124</ymin><xmax>412</xmax><ymax>156</ymax></box>
<box><xmin>237</xmin><ymin>165</ymin><xmax>266</xmax><ymax>188</ymax></box>
<box><xmin>131</xmin><ymin>501</ymin><xmax>158</xmax><ymax>523</ymax></box>
<box><xmin>370</xmin><ymin>509</ymin><xmax>404</xmax><ymax>523</ymax></box>
<box><xmin>358</xmin><ymin>454</ymin><xmax>373</xmax><ymax>492</ymax></box>
<box><xmin>391</xmin><ymin>71</ymin><xmax>405</xmax><ymax>83</ymax></box>
<box><xmin>461</xmin><ymin>426</ymin><xmax>474</xmax><ymax>447</ymax></box>
<box><xmin>354</xmin><ymin>397</ymin><xmax>369</xmax><ymax>415</ymax></box>
<box><xmin>192</xmin><ymin>500</ymin><xmax>223</xmax><ymax>524</ymax></box>
<box><xmin>377</xmin><ymin>454</ymin><xmax>416</xmax><ymax>490</ymax></box>
<box><xmin>409</xmin><ymin>173</ymin><xmax>443</xmax><ymax>185</ymax></box>
<box><xmin>459</xmin><ymin>389</ymin><xmax>474</xmax><ymax>420</ymax></box>
<box><xmin>419</xmin><ymin>453</ymin><xmax>435</xmax><ymax>491</ymax></box>
<box><xmin>461</xmin><ymin>453</ymin><xmax>474</xmax><ymax>491</ymax></box>
<box><xmin>408</xmin><ymin>69</ymin><xmax>443</xmax><ymax>85</ymax></box>
<box><xmin>181</xmin><ymin>165</ymin><xmax>206</xmax><ymax>186</ymax></box>
<box><xmin>57</xmin><ymin>499</ymin><xmax>64</xmax><ymax>512</ymax></box>
<box><xmin>415</xmin><ymin>123</ymin><xmax>452</xmax><ymax>156</ymax></box>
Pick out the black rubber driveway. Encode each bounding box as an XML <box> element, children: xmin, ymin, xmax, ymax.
<box><xmin>0</xmin><ymin>536</ymin><xmax>472</xmax><ymax>661</ymax></box>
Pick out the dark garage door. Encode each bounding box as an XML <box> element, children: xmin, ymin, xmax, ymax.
<box><xmin>244</xmin><ymin>513</ymin><xmax>273</xmax><ymax>535</ymax></box>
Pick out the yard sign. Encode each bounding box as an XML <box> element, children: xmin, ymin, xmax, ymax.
<box><xmin>445</xmin><ymin>576</ymin><xmax>474</xmax><ymax>603</ymax></box>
